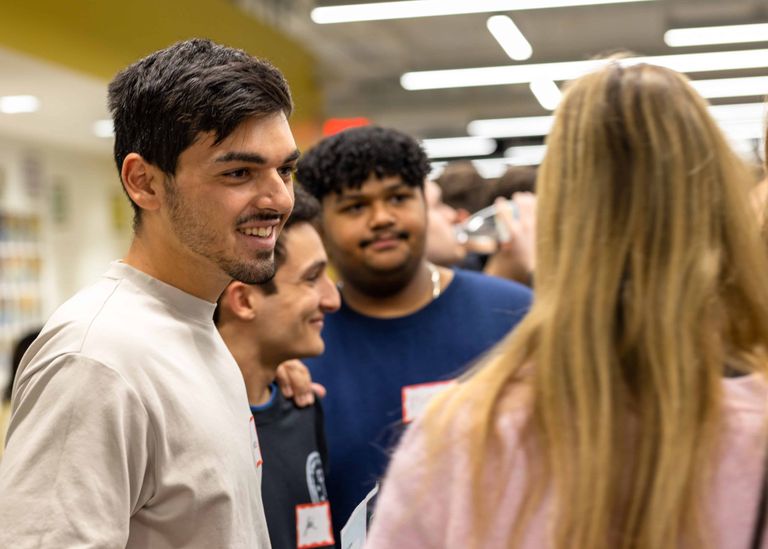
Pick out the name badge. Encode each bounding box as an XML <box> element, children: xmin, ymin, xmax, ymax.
<box><xmin>296</xmin><ymin>501</ymin><xmax>334</xmax><ymax>548</ymax></box>
<box><xmin>401</xmin><ymin>380</ymin><xmax>456</xmax><ymax>424</ymax></box>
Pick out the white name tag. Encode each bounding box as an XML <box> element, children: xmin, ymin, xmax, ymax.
<box><xmin>249</xmin><ymin>416</ymin><xmax>263</xmax><ymax>468</ymax></box>
<box><xmin>401</xmin><ymin>380</ymin><xmax>456</xmax><ymax>424</ymax></box>
<box><xmin>296</xmin><ymin>501</ymin><xmax>334</xmax><ymax>548</ymax></box>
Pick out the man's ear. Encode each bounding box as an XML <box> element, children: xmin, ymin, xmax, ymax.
<box><xmin>223</xmin><ymin>282</ymin><xmax>260</xmax><ymax>321</ymax></box>
<box><xmin>121</xmin><ymin>153</ymin><xmax>164</xmax><ymax>212</ymax></box>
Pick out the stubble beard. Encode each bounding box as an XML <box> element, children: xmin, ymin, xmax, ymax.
<box><xmin>164</xmin><ymin>179</ymin><xmax>277</xmax><ymax>285</ymax></box>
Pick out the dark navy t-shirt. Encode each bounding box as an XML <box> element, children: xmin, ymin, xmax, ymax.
<box><xmin>305</xmin><ymin>268</ymin><xmax>532</xmax><ymax>536</ymax></box>
<box><xmin>252</xmin><ymin>385</ymin><xmax>334</xmax><ymax>549</ymax></box>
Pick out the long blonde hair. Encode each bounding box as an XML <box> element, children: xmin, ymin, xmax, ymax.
<box><xmin>426</xmin><ymin>62</ymin><xmax>768</xmax><ymax>548</ymax></box>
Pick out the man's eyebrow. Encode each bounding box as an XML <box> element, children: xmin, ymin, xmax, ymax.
<box><xmin>214</xmin><ymin>148</ymin><xmax>300</xmax><ymax>165</ymax></box>
<box><xmin>282</xmin><ymin>149</ymin><xmax>301</xmax><ymax>164</ymax></box>
<box><xmin>302</xmin><ymin>259</ymin><xmax>327</xmax><ymax>276</ymax></box>
<box><xmin>337</xmin><ymin>182</ymin><xmax>411</xmax><ymax>200</ymax></box>
<box><xmin>215</xmin><ymin>152</ymin><xmax>267</xmax><ymax>164</ymax></box>
<box><xmin>336</xmin><ymin>190</ymin><xmax>365</xmax><ymax>201</ymax></box>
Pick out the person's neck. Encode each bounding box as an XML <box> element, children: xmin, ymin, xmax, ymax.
<box><xmin>341</xmin><ymin>261</ymin><xmax>451</xmax><ymax>318</ymax></box>
<box><xmin>219</xmin><ymin>326</ymin><xmax>277</xmax><ymax>406</ymax></box>
<box><xmin>124</xmin><ymin>231</ymin><xmax>230</xmax><ymax>303</ymax></box>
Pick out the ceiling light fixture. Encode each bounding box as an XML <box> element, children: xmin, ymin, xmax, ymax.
<box><xmin>471</xmin><ymin>158</ymin><xmax>515</xmax><ymax>178</ymax></box>
<box><xmin>401</xmin><ymin>48</ymin><xmax>768</xmax><ymax>90</ymax></box>
<box><xmin>504</xmin><ymin>144</ymin><xmax>548</xmax><ymax>166</ymax></box>
<box><xmin>311</xmin><ymin>0</ymin><xmax>657</xmax><ymax>24</ymax></box>
<box><xmin>421</xmin><ymin>136</ymin><xmax>497</xmax><ymax>158</ymax></box>
<box><xmin>0</xmin><ymin>95</ymin><xmax>40</xmax><ymax>114</ymax></box>
<box><xmin>467</xmin><ymin>102</ymin><xmax>766</xmax><ymax>140</ymax></box>
<box><xmin>690</xmin><ymin>76</ymin><xmax>768</xmax><ymax>99</ymax></box>
<box><xmin>92</xmin><ymin>119</ymin><xmax>114</xmax><ymax>138</ymax></box>
<box><xmin>664</xmin><ymin>23</ymin><xmax>768</xmax><ymax>47</ymax></box>
<box><xmin>529</xmin><ymin>80</ymin><xmax>562</xmax><ymax>110</ymax></box>
<box><xmin>468</xmin><ymin>115</ymin><xmax>554</xmax><ymax>137</ymax></box>
<box><xmin>487</xmin><ymin>15</ymin><xmax>532</xmax><ymax>61</ymax></box>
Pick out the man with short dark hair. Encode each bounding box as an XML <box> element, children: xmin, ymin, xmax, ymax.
<box><xmin>0</xmin><ymin>39</ymin><xmax>297</xmax><ymax>547</ymax></box>
<box><xmin>296</xmin><ymin>125</ymin><xmax>532</xmax><ymax>535</ymax></box>
<box><xmin>216</xmin><ymin>188</ymin><xmax>339</xmax><ymax>549</ymax></box>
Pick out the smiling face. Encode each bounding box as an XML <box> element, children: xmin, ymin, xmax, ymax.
<box><xmin>159</xmin><ymin>112</ymin><xmax>298</xmax><ymax>285</ymax></box>
<box><xmin>320</xmin><ymin>175</ymin><xmax>427</xmax><ymax>296</ymax></box>
<box><xmin>251</xmin><ymin>222</ymin><xmax>340</xmax><ymax>364</ymax></box>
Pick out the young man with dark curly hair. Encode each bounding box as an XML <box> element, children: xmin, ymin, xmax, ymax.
<box><xmin>215</xmin><ymin>188</ymin><xmax>339</xmax><ymax>549</ymax></box>
<box><xmin>296</xmin><ymin>125</ymin><xmax>533</xmax><ymax>535</ymax></box>
<box><xmin>0</xmin><ymin>39</ymin><xmax>298</xmax><ymax>547</ymax></box>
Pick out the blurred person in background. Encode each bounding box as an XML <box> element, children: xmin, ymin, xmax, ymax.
<box><xmin>435</xmin><ymin>161</ymin><xmax>537</xmax><ymax>284</ymax></box>
<box><xmin>215</xmin><ymin>187</ymin><xmax>338</xmax><ymax>549</ymax></box>
<box><xmin>483</xmin><ymin>165</ymin><xmax>538</xmax><ymax>284</ymax></box>
<box><xmin>495</xmin><ymin>165</ymin><xmax>537</xmax><ymax>196</ymax></box>
<box><xmin>296</xmin><ymin>125</ymin><xmax>532</xmax><ymax>537</ymax></box>
<box><xmin>367</xmin><ymin>62</ymin><xmax>768</xmax><ymax>549</ymax></box>
<box><xmin>0</xmin><ymin>38</ymin><xmax>298</xmax><ymax>548</ymax></box>
<box><xmin>428</xmin><ymin>172</ymin><xmax>536</xmax><ymax>286</ymax></box>
<box><xmin>424</xmin><ymin>179</ymin><xmax>467</xmax><ymax>267</ymax></box>
<box><xmin>481</xmin><ymin>192</ymin><xmax>537</xmax><ymax>285</ymax></box>
<box><xmin>435</xmin><ymin>160</ymin><xmax>490</xmax><ymax>222</ymax></box>
<box><xmin>0</xmin><ymin>328</ymin><xmax>39</xmax><ymax>462</ymax></box>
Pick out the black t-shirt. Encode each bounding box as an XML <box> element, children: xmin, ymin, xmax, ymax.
<box><xmin>252</xmin><ymin>384</ymin><xmax>334</xmax><ymax>549</ymax></box>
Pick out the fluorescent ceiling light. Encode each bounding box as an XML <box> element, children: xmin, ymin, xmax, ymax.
<box><xmin>711</xmin><ymin>103</ymin><xmax>765</xmax><ymax>140</ymax></box>
<box><xmin>690</xmin><ymin>76</ymin><xmax>768</xmax><ymax>99</ymax></box>
<box><xmin>401</xmin><ymin>48</ymin><xmax>768</xmax><ymax>90</ymax></box>
<box><xmin>468</xmin><ymin>115</ymin><xmax>554</xmax><ymax>137</ymax></box>
<box><xmin>421</xmin><ymin>136</ymin><xmax>496</xmax><ymax>158</ymax></box>
<box><xmin>468</xmin><ymin>102</ymin><xmax>766</xmax><ymax>139</ymax></box>
<box><xmin>487</xmin><ymin>15</ymin><xmax>532</xmax><ymax>61</ymax></box>
<box><xmin>529</xmin><ymin>80</ymin><xmax>561</xmax><ymax>110</ymax></box>
<box><xmin>471</xmin><ymin>158</ymin><xmax>513</xmax><ymax>178</ymax></box>
<box><xmin>0</xmin><ymin>95</ymin><xmax>40</xmax><ymax>114</ymax></box>
<box><xmin>665</xmin><ymin>23</ymin><xmax>768</xmax><ymax>47</ymax></box>
<box><xmin>311</xmin><ymin>0</ymin><xmax>656</xmax><ymax>24</ymax></box>
<box><xmin>709</xmin><ymin>102</ymin><xmax>765</xmax><ymax>123</ymax></box>
<box><xmin>429</xmin><ymin>161</ymin><xmax>448</xmax><ymax>179</ymax></box>
<box><xmin>92</xmin><ymin>119</ymin><xmax>114</xmax><ymax>138</ymax></box>
<box><xmin>504</xmin><ymin>144</ymin><xmax>548</xmax><ymax>166</ymax></box>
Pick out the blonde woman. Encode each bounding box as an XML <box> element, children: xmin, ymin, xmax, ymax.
<box><xmin>365</xmin><ymin>62</ymin><xmax>768</xmax><ymax>549</ymax></box>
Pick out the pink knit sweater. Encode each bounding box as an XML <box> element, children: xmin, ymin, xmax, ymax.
<box><xmin>366</xmin><ymin>375</ymin><xmax>768</xmax><ymax>548</ymax></box>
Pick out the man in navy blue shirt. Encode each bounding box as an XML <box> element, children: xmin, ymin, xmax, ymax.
<box><xmin>296</xmin><ymin>126</ymin><xmax>533</xmax><ymax>537</ymax></box>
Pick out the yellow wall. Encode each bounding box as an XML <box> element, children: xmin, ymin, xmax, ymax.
<box><xmin>1</xmin><ymin>0</ymin><xmax>323</xmax><ymax>127</ymax></box>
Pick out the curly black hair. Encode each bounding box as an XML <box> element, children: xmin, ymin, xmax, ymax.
<box><xmin>296</xmin><ymin>126</ymin><xmax>430</xmax><ymax>200</ymax></box>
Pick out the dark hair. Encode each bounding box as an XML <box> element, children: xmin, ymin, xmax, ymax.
<box><xmin>494</xmin><ymin>166</ymin><xmax>537</xmax><ymax>198</ymax></box>
<box><xmin>435</xmin><ymin>160</ymin><xmax>490</xmax><ymax>214</ymax></box>
<box><xmin>5</xmin><ymin>328</ymin><xmax>41</xmax><ymax>402</ymax></box>
<box><xmin>296</xmin><ymin>126</ymin><xmax>430</xmax><ymax>201</ymax></box>
<box><xmin>108</xmin><ymin>38</ymin><xmax>293</xmax><ymax>226</ymax></box>
<box><xmin>213</xmin><ymin>186</ymin><xmax>321</xmax><ymax>323</ymax></box>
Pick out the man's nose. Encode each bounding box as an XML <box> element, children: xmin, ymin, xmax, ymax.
<box><xmin>253</xmin><ymin>171</ymin><xmax>294</xmax><ymax>215</ymax></box>
<box><xmin>368</xmin><ymin>201</ymin><xmax>395</xmax><ymax>228</ymax></box>
<box><xmin>319</xmin><ymin>275</ymin><xmax>341</xmax><ymax>313</ymax></box>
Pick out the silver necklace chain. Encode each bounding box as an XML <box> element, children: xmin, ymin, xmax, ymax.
<box><xmin>427</xmin><ymin>262</ymin><xmax>441</xmax><ymax>299</ymax></box>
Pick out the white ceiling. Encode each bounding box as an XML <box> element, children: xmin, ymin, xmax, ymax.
<box><xmin>4</xmin><ymin>0</ymin><xmax>768</xmax><ymax>165</ymax></box>
<box><xmin>278</xmin><ymin>0</ymin><xmax>768</xmax><ymax>146</ymax></box>
<box><xmin>0</xmin><ymin>47</ymin><xmax>112</xmax><ymax>155</ymax></box>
